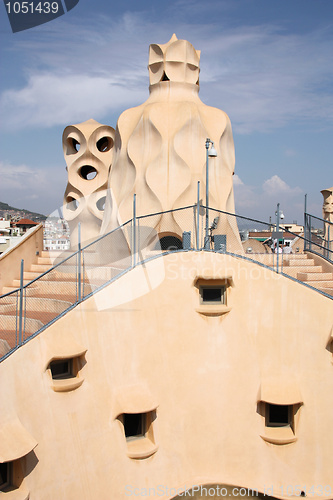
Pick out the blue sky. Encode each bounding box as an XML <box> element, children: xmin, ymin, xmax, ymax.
<box><xmin>0</xmin><ymin>0</ymin><xmax>332</xmax><ymax>224</ymax></box>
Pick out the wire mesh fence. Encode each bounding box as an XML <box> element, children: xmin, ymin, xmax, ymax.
<box><xmin>304</xmin><ymin>213</ymin><xmax>333</xmax><ymax>262</ymax></box>
<box><xmin>0</xmin><ymin>289</ymin><xmax>20</xmax><ymax>354</ymax></box>
<box><xmin>81</xmin><ymin>221</ymin><xmax>133</xmax><ymax>299</ymax></box>
<box><xmin>203</xmin><ymin>207</ymin><xmax>260</xmax><ymax>255</ymax></box>
<box><xmin>135</xmin><ymin>206</ymin><xmax>197</xmax><ymax>264</ymax></box>
<box><xmin>23</xmin><ymin>252</ymin><xmax>79</xmax><ymax>337</ymax></box>
<box><xmin>0</xmin><ymin>205</ymin><xmax>332</xmax><ymax>361</ymax></box>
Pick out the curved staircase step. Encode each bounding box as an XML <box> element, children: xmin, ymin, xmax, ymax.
<box><xmin>318</xmin><ymin>287</ymin><xmax>333</xmax><ymax>296</ymax></box>
<box><xmin>297</xmin><ymin>272</ymin><xmax>333</xmax><ymax>281</ymax></box>
<box><xmin>0</xmin><ymin>297</ymin><xmax>72</xmax><ymax>314</ymax></box>
<box><xmin>283</xmin><ymin>266</ymin><xmax>322</xmax><ymax>278</ymax></box>
<box><xmin>301</xmin><ymin>279</ymin><xmax>333</xmax><ymax>288</ymax></box>
<box><xmin>0</xmin><ymin>331</ymin><xmax>18</xmax><ymax>350</ymax></box>
<box><xmin>285</xmin><ymin>258</ymin><xmax>315</xmax><ymax>266</ymax></box>
<box><xmin>0</xmin><ymin>315</ymin><xmax>43</xmax><ymax>334</ymax></box>
<box><xmin>30</xmin><ymin>264</ymin><xmax>55</xmax><ymax>273</ymax></box>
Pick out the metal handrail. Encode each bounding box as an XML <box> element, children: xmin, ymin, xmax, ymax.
<box><xmin>303</xmin><ymin>211</ymin><xmax>332</xmax><ymax>263</ymax></box>
<box><xmin>80</xmin><ymin>218</ymin><xmax>133</xmax><ymax>252</ymax></box>
<box><xmin>1</xmin><ymin>206</ymin><xmax>331</xmax><ymax>298</ymax></box>
<box><xmin>136</xmin><ymin>204</ymin><xmax>196</xmax><ymax>220</ymax></box>
<box><xmin>304</xmin><ymin>212</ymin><xmax>333</xmax><ymax>226</ymax></box>
<box><xmin>0</xmin><ymin>219</ymin><xmax>133</xmax><ymax>297</ymax></box>
<box><xmin>1</xmin><ymin>205</ymin><xmax>332</xmax><ymax>363</ymax></box>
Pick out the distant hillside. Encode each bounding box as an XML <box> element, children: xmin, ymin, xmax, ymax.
<box><xmin>0</xmin><ymin>201</ymin><xmax>46</xmax><ymax>221</ymax></box>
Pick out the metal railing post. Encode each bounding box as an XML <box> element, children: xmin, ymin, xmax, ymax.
<box><xmin>327</xmin><ymin>225</ymin><xmax>330</xmax><ymax>259</ymax></box>
<box><xmin>205</xmin><ymin>141</ymin><xmax>210</xmax><ymax>249</ymax></box>
<box><xmin>304</xmin><ymin>194</ymin><xmax>308</xmax><ymax>252</ymax></box>
<box><xmin>77</xmin><ymin>222</ymin><xmax>82</xmax><ymax>303</ymax></box>
<box><xmin>133</xmin><ymin>193</ymin><xmax>137</xmax><ymax>267</ymax></box>
<box><xmin>18</xmin><ymin>259</ymin><xmax>24</xmax><ymax>345</ymax></box>
<box><xmin>196</xmin><ymin>181</ymin><xmax>200</xmax><ymax>250</ymax></box>
<box><xmin>276</xmin><ymin>203</ymin><xmax>281</xmax><ymax>273</ymax></box>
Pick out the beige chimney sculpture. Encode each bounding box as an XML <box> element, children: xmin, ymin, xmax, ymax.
<box><xmin>101</xmin><ymin>34</ymin><xmax>242</xmax><ymax>252</ymax></box>
<box><xmin>62</xmin><ymin>119</ymin><xmax>115</xmax><ymax>247</ymax></box>
<box><xmin>321</xmin><ymin>186</ymin><xmax>333</xmax><ymax>251</ymax></box>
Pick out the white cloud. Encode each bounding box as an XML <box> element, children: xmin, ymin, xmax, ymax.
<box><xmin>234</xmin><ymin>174</ymin><xmax>304</xmax><ymax>221</ymax></box>
<box><xmin>284</xmin><ymin>149</ymin><xmax>298</xmax><ymax>158</ymax></box>
<box><xmin>198</xmin><ymin>25</ymin><xmax>333</xmax><ymax>132</ymax></box>
<box><xmin>1</xmin><ymin>11</ymin><xmax>333</xmax><ymax>133</ymax></box>
<box><xmin>0</xmin><ymin>72</ymin><xmax>147</xmax><ymax>129</ymax></box>
<box><xmin>233</xmin><ymin>174</ymin><xmax>244</xmax><ymax>186</ymax></box>
<box><xmin>233</xmin><ymin>175</ymin><xmax>258</xmax><ymax>209</ymax></box>
<box><xmin>0</xmin><ymin>162</ymin><xmax>43</xmax><ymax>190</ymax></box>
<box><xmin>0</xmin><ymin>161</ymin><xmax>65</xmax><ymax>214</ymax></box>
<box><xmin>262</xmin><ymin>175</ymin><xmax>302</xmax><ymax>196</ymax></box>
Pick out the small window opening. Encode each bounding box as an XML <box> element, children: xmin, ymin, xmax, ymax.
<box><xmin>96</xmin><ymin>137</ymin><xmax>112</xmax><ymax>152</ymax></box>
<box><xmin>50</xmin><ymin>358</ymin><xmax>74</xmax><ymax>380</ymax></box>
<box><xmin>47</xmin><ymin>353</ymin><xmax>86</xmax><ymax>392</ymax></box>
<box><xmin>66</xmin><ymin>196</ymin><xmax>79</xmax><ymax>211</ymax></box>
<box><xmin>267</xmin><ymin>404</ymin><xmax>291</xmax><ymax>427</ymax></box>
<box><xmin>79</xmin><ymin>165</ymin><xmax>97</xmax><ymax>180</ymax></box>
<box><xmin>161</xmin><ymin>72</ymin><xmax>170</xmax><ymax>82</ymax></box>
<box><xmin>0</xmin><ymin>462</ymin><xmax>9</xmax><ymax>490</ymax></box>
<box><xmin>96</xmin><ymin>196</ymin><xmax>106</xmax><ymax>211</ymax></box>
<box><xmin>71</xmin><ymin>138</ymin><xmax>80</xmax><ymax>152</ymax></box>
<box><xmin>157</xmin><ymin>236</ymin><xmax>183</xmax><ymax>251</ymax></box>
<box><xmin>119</xmin><ymin>410</ymin><xmax>158</xmax><ymax>459</ymax></box>
<box><xmin>124</xmin><ymin>413</ymin><xmax>146</xmax><ymax>440</ymax></box>
<box><xmin>66</xmin><ymin>137</ymin><xmax>80</xmax><ymax>154</ymax></box>
<box><xmin>200</xmin><ymin>286</ymin><xmax>225</xmax><ymax>304</ymax></box>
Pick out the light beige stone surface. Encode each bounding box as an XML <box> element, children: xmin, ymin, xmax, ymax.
<box><xmin>0</xmin><ymin>223</ymin><xmax>43</xmax><ymax>294</ymax></box>
<box><xmin>1</xmin><ymin>36</ymin><xmax>332</xmax><ymax>500</ymax></box>
<box><xmin>321</xmin><ymin>187</ymin><xmax>333</xmax><ymax>250</ymax></box>
<box><xmin>101</xmin><ymin>35</ymin><xmax>242</xmax><ymax>253</ymax></box>
<box><xmin>0</xmin><ymin>252</ymin><xmax>332</xmax><ymax>499</ymax></box>
<box><xmin>63</xmin><ymin>119</ymin><xmax>115</xmax><ymax>247</ymax></box>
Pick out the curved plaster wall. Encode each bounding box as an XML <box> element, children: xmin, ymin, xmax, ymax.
<box><xmin>0</xmin><ymin>252</ymin><xmax>332</xmax><ymax>499</ymax></box>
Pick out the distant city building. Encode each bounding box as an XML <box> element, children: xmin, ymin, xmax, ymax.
<box><xmin>14</xmin><ymin>218</ymin><xmax>38</xmax><ymax>234</ymax></box>
<box><xmin>43</xmin><ymin>218</ymin><xmax>70</xmax><ymax>251</ymax></box>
